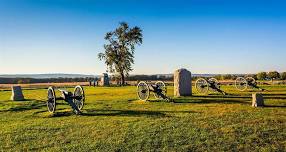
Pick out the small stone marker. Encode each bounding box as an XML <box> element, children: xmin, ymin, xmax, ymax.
<box><xmin>10</xmin><ymin>86</ymin><xmax>25</xmax><ymax>101</ymax></box>
<box><xmin>252</xmin><ymin>93</ymin><xmax>264</xmax><ymax>107</ymax></box>
<box><xmin>174</xmin><ymin>68</ymin><xmax>192</xmax><ymax>96</ymax></box>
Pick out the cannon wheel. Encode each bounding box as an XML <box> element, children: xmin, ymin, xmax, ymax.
<box><xmin>208</xmin><ymin>78</ymin><xmax>220</xmax><ymax>93</ymax></box>
<box><xmin>235</xmin><ymin>77</ymin><xmax>248</xmax><ymax>91</ymax></box>
<box><xmin>47</xmin><ymin>87</ymin><xmax>56</xmax><ymax>113</ymax></box>
<box><xmin>154</xmin><ymin>81</ymin><xmax>167</xmax><ymax>99</ymax></box>
<box><xmin>73</xmin><ymin>85</ymin><xmax>85</xmax><ymax>110</ymax></box>
<box><xmin>137</xmin><ymin>81</ymin><xmax>150</xmax><ymax>101</ymax></box>
<box><xmin>195</xmin><ymin>78</ymin><xmax>209</xmax><ymax>94</ymax></box>
<box><xmin>246</xmin><ymin>77</ymin><xmax>257</xmax><ymax>88</ymax></box>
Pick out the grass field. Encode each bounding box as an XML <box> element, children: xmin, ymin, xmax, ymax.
<box><xmin>0</xmin><ymin>85</ymin><xmax>285</xmax><ymax>151</ymax></box>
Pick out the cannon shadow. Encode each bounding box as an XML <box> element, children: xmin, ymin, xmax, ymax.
<box><xmin>49</xmin><ymin>109</ymin><xmax>200</xmax><ymax>118</ymax></box>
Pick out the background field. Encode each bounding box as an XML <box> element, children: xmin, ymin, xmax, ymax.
<box><xmin>0</xmin><ymin>85</ymin><xmax>285</xmax><ymax>151</ymax></box>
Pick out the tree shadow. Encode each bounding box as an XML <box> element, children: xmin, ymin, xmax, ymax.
<box><xmin>173</xmin><ymin>96</ymin><xmax>286</xmax><ymax>108</ymax></box>
<box><xmin>2</xmin><ymin>101</ymin><xmax>46</xmax><ymax>112</ymax></box>
<box><xmin>175</xmin><ymin>94</ymin><xmax>286</xmax><ymax>102</ymax></box>
<box><xmin>173</xmin><ymin>97</ymin><xmax>250</xmax><ymax>105</ymax></box>
<box><xmin>82</xmin><ymin>109</ymin><xmax>168</xmax><ymax>117</ymax></box>
<box><xmin>262</xmin><ymin>95</ymin><xmax>286</xmax><ymax>99</ymax></box>
<box><xmin>0</xmin><ymin>99</ymin><xmax>70</xmax><ymax>113</ymax></box>
<box><xmin>192</xmin><ymin>95</ymin><xmax>251</xmax><ymax>99</ymax></box>
<box><xmin>43</xmin><ymin>109</ymin><xmax>167</xmax><ymax>118</ymax></box>
<box><xmin>263</xmin><ymin>93</ymin><xmax>286</xmax><ymax>96</ymax></box>
<box><xmin>264</xmin><ymin>105</ymin><xmax>286</xmax><ymax>108</ymax></box>
<box><xmin>47</xmin><ymin>109</ymin><xmax>200</xmax><ymax>118</ymax></box>
<box><xmin>265</xmin><ymin>97</ymin><xmax>286</xmax><ymax>99</ymax></box>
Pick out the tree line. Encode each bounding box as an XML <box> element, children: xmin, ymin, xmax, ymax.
<box><xmin>256</xmin><ymin>71</ymin><xmax>286</xmax><ymax>80</ymax></box>
<box><xmin>0</xmin><ymin>77</ymin><xmax>93</xmax><ymax>84</ymax></box>
<box><xmin>1</xmin><ymin>71</ymin><xmax>285</xmax><ymax>84</ymax></box>
<box><xmin>0</xmin><ymin>75</ymin><xmax>173</xmax><ymax>84</ymax></box>
<box><xmin>209</xmin><ymin>71</ymin><xmax>286</xmax><ymax>81</ymax></box>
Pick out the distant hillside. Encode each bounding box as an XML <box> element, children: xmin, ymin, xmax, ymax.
<box><xmin>155</xmin><ymin>74</ymin><xmax>220</xmax><ymax>78</ymax></box>
<box><xmin>0</xmin><ymin>73</ymin><xmax>242</xmax><ymax>79</ymax></box>
<box><xmin>0</xmin><ymin>74</ymin><xmax>96</xmax><ymax>79</ymax></box>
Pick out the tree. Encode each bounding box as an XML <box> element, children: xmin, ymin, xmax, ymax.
<box><xmin>221</xmin><ymin>74</ymin><xmax>232</xmax><ymax>80</ymax></box>
<box><xmin>281</xmin><ymin>72</ymin><xmax>286</xmax><ymax>80</ymax></box>
<box><xmin>257</xmin><ymin>72</ymin><xmax>267</xmax><ymax>80</ymax></box>
<box><xmin>98</xmin><ymin>22</ymin><xmax>143</xmax><ymax>85</ymax></box>
<box><xmin>17</xmin><ymin>79</ymin><xmax>24</xmax><ymax>84</ymax></box>
<box><xmin>267</xmin><ymin>71</ymin><xmax>280</xmax><ymax>80</ymax></box>
<box><xmin>214</xmin><ymin>75</ymin><xmax>222</xmax><ymax>80</ymax></box>
<box><xmin>246</xmin><ymin>74</ymin><xmax>257</xmax><ymax>80</ymax></box>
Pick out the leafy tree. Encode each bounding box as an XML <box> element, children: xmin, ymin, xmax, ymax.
<box><xmin>221</xmin><ymin>74</ymin><xmax>230</xmax><ymax>80</ymax></box>
<box><xmin>267</xmin><ymin>71</ymin><xmax>280</xmax><ymax>80</ymax></box>
<box><xmin>257</xmin><ymin>72</ymin><xmax>267</xmax><ymax>80</ymax></box>
<box><xmin>98</xmin><ymin>22</ymin><xmax>143</xmax><ymax>85</ymax></box>
<box><xmin>252</xmin><ymin>74</ymin><xmax>258</xmax><ymax>80</ymax></box>
<box><xmin>214</xmin><ymin>75</ymin><xmax>222</xmax><ymax>80</ymax></box>
<box><xmin>246</xmin><ymin>74</ymin><xmax>257</xmax><ymax>80</ymax></box>
<box><xmin>17</xmin><ymin>79</ymin><xmax>24</xmax><ymax>84</ymax></box>
<box><xmin>281</xmin><ymin>72</ymin><xmax>286</xmax><ymax>80</ymax></box>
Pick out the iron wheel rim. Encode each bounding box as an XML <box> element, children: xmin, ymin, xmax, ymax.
<box><xmin>47</xmin><ymin>87</ymin><xmax>56</xmax><ymax>113</ymax></box>
<box><xmin>73</xmin><ymin>85</ymin><xmax>85</xmax><ymax>110</ymax></box>
<box><xmin>195</xmin><ymin>78</ymin><xmax>209</xmax><ymax>94</ymax></box>
<box><xmin>137</xmin><ymin>81</ymin><xmax>150</xmax><ymax>101</ymax></box>
<box><xmin>154</xmin><ymin>81</ymin><xmax>167</xmax><ymax>99</ymax></box>
<box><xmin>235</xmin><ymin>77</ymin><xmax>248</xmax><ymax>91</ymax></box>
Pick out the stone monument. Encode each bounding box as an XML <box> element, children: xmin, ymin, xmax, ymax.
<box><xmin>174</xmin><ymin>68</ymin><xmax>192</xmax><ymax>96</ymax></box>
<box><xmin>100</xmin><ymin>73</ymin><xmax>110</xmax><ymax>86</ymax></box>
<box><xmin>10</xmin><ymin>86</ymin><xmax>25</xmax><ymax>101</ymax></box>
<box><xmin>252</xmin><ymin>93</ymin><xmax>264</xmax><ymax>107</ymax></box>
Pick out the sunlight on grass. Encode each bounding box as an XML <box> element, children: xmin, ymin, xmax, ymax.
<box><xmin>0</xmin><ymin>85</ymin><xmax>285</xmax><ymax>151</ymax></box>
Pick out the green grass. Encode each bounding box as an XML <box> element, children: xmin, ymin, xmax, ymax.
<box><xmin>0</xmin><ymin>85</ymin><xmax>285</xmax><ymax>151</ymax></box>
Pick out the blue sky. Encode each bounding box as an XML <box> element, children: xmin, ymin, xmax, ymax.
<box><xmin>0</xmin><ymin>0</ymin><xmax>286</xmax><ymax>75</ymax></box>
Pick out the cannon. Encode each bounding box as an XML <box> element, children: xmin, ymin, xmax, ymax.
<box><xmin>137</xmin><ymin>81</ymin><xmax>171</xmax><ymax>101</ymax></box>
<box><xmin>235</xmin><ymin>77</ymin><xmax>265</xmax><ymax>91</ymax></box>
<box><xmin>195</xmin><ymin>78</ymin><xmax>227</xmax><ymax>95</ymax></box>
<box><xmin>47</xmin><ymin>85</ymin><xmax>85</xmax><ymax>114</ymax></box>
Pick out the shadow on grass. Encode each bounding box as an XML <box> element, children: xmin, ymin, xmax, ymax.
<box><xmin>262</xmin><ymin>93</ymin><xmax>286</xmax><ymax>96</ymax></box>
<box><xmin>51</xmin><ymin>111</ymin><xmax>75</xmax><ymax>117</ymax></box>
<box><xmin>264</xmin><ymin>105</ymin><xmax>286</xmax><ymax>108</ymax></box>
<box><xmin>262</xmin><ymin>94</ymin><xmax>286</xmax><ymax>99</ymax></box>
<box><xmin>0</xmin><ymin>100</ymin><xmax>71</xmax><ymax>113</ymax></box>
<box><xmin>48</xmin><ymin>109</ymin><xmax>200</xmax><ymax>118</ymax></box>
<box><xmin>0</xmin><ymin>99</ymin><xmax>46</xmax><ymax>103</ymax></box>
<box><xmin>1</xmin><ymin>101</ymin><xmax>46</xmax><ymax>112</ymax></box>
<box><xmin>82</xmin><ymin>109</ymin><xmax>168</xmax><ymax>117</ymax></box>
<box><xmin>173</xmin><ymin>97</ymin><xmax>250</xmax><ymax>105</ymax></box>
<box><xmin>192</xmin><ymin>95</ymin><xmax>251</xmax><ymax>99</ymax></box>
<box><xmin>177</xmin><ymin>94</ymin><xmax>286</xmax><ymax>101</ymax></box>
<box><xmin>173</xmin><ymin>97</ymin><xmax>286</xmax><ymax>108</ymax></box>
<box><xmin>46</xmin><ymin>110</ymin><xmax>167</xmax><ymax>118</ymax></box>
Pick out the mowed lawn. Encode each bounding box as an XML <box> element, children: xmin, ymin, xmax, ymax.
<box><xmin>0</xmin><ymin>85</ymin><xmax>285</xmax><ymax>151</ymax></box>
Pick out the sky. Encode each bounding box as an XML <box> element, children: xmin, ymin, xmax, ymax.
<box><xmin>0</xmin><ymin>0</ymin><xmax>286</xmax><ymax>75</ymax></box>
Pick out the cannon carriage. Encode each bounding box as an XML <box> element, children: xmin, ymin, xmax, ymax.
<box><xmin>235</xmin><ymin>77</ymin><xmax>265</xmax><ymax>91</ymax></box>
<box><xmin>137</xmin><ymin>81</ymin><xmax>171</xmax><ymax>101</ymax></box>
<box><xmin>47</xmin><ymin>85</ymin><xmax>85</xmax><ymax>114</ymax></box>
<box><xmin>195</xmin><ymin>78</ymin><xmax>227</xmax><ymax>95</ymax></box>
